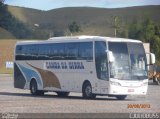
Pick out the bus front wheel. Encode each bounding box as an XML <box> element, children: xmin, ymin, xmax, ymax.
<box><xmin>30</xmin><ymin>80</ymin><xmax>44</xmax><ymax>95</ymax></box>
<box><xmin>82</xmin><ymin>82</ymin><xmax>96</xmax><ymax>99</ymax></box>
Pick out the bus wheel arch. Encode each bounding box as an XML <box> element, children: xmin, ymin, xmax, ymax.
<box><xmin>30</xmin><ymin>78</ymin><xmax>44</xmax><ymax>95</ymax></box>
<box><xmin>82</xmin><ymin>80</ymin><xmax>96</xmax><ymax>99</ymax></box>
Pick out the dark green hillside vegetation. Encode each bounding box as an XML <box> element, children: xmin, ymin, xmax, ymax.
<box><xmin>0</xmin><ymin>1</ymin><xmax>32</xmax><ymax>39</ymax></box>
<box><xmin>6</xmin><ymin>5</ymin><xmax>160</xmax><ymax>38</ymax></box>
<box><xmin>0</xmin><ymin>27</ymin><xmax>15</xmax><ymax>39</ymax></box>
<box><xmin>119</xmin><ymin>18</ymin><xmax>160</xmax><ymax>64</ymax></box>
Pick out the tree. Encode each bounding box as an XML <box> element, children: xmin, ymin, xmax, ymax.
<box><xmin>112</xmin><ymin>16</ymin><xmax>122</xmax><ymax>37</ymax></box>
<box><xmin>0</xmin><ymin>1</ymin><xmax>32</xmax><ymax>39</ymax></box>
<box><xmin>120</xmin><ymin>25</ymin><xmax>129</xmax><ymax>38</ymax></box>
<box><xmin>123</xmin><ymin>18</ymin><xmax>160</xmax><ymax>63</ymax></box>
<box><xmin>142</xmin><ymin>18</ymin><xmax>155</xmax><ymax>42</ymax></box>
<box><xmin>68</xmin><ymin>21</ymin><xmax>81</xmax><ymax>36</ymax></box>
<box><xmin>0</xmin><ymin>0</ymin><xmax>6</xmax><ymax>19</ymax></box>
<box><xmin>155</xmin><ymin>25</ymin><xmax>160</xmax><ymax>37</ymax></box>
<box><xmin>127</xmin><ymin>19</ymin><xmax>144</xmax><ymax>41</ymax></box>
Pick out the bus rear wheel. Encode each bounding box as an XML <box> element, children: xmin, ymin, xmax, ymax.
<box><xmin>116</xmin><ymin>95</ymin><xmax>127</xmax><ymax>100</ymax></box>
<box><xmin>82</xmin><ymin>82</ymin><xmax>96</xmax><ymax>99</ymax></box>
<box><xmin>56</xmin><ymin>92</ymin><xmax>70</xmax><ymax>97</ymax></box>
<box><xmin>30</xmin><ymin>80</ymin><xmax>44</xmax><ymax>95</ymax></box>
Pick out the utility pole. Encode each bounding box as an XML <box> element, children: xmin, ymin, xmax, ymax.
<box><xmin>114</xmin><ymin>16</ymin><xmax>118</xmax><ymax>38</ymax></box>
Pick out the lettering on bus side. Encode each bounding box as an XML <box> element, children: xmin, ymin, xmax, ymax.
<box><xmin>46</xmin><ymin>62</ymin><xmax>85</xmax><ymax>70</ymax></box>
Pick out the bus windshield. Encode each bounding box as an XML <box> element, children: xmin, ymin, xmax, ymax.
<box><xmin>109</xmin><ymin>42</ymin><xmax>148</xmax><ymax>80</ymax></box>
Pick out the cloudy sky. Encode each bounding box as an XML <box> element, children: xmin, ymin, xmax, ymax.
<box><xmin>5</xmin><ymin>0</ymin><xmax>160</xmax><ymax>10</ymax></box>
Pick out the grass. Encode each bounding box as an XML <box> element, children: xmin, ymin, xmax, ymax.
<box><xmin>0</xmin><ymin>67</ymin><xmax>13</xmax><ymax>74</ymax></box>
<box><xmin>0</xmin><ymin>39</ymin><xmax>44</xmax><ymax>74</ymax></box>
<box><xmin>0</xmin><ymin>27</ymin><xmax>15</xmax><ymax>39</ymax></box>
<box><xmin>0</xmin><ymin>40</ymin><xmax>17</xmax><ymax>74</ymax></box>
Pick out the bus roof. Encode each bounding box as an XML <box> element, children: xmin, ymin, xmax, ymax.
<box><xmin>16</xmin><ymin>35</ymin><xmax>142</xmax><ymax>45</ymax></box>
<box><xmin>49</xmin><ymin>36</ymin><xmax>141</xmax><ymax>43</ymax></box>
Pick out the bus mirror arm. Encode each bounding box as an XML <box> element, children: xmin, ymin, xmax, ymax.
<box><xmin>146</xmin><ymin>63</ymin><xmax>154</xmax><ymax>66</ymax></box>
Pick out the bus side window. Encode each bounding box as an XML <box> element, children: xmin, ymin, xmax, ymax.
<box><xmin>16</xmin><ymin>45</ymin><xmax>22</xmax><ymax>60</ymax></box>
<box><xmin>79</xmin><ymin>42</ymin><xmax>93</xmax><ymax>60</ymax></box>
<box><xmin>95</xmin><ymin>41</ymin><xmax>109</xmax><ymax>81</ymax></box>
<box><xmin>65</xmin><ymin>43</ymin><xmax>78</xmax><ymax>60</ymax></box>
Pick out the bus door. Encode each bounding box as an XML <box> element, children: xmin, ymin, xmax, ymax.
<box><xmin>98</xmin><ymin>59</ymin><xmax>109</xmax><ymax>94</ymax></box>
<box><xmin>95</xmin><ymin>41</ymin><xmax>109</xmax><ymax>94</ymax></box>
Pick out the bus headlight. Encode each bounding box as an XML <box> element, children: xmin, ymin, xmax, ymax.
<box><xmin>110</xmin><ymin>81</ymin><xmax>121</xmax><ymax>86</ymax></box>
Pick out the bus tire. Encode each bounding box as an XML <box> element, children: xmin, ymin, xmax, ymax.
<box><xmin>153</xmin><ymin>76</ymin><xmax>159</xmax><ymax>85</ymax></box>
<box><xmin>56</xmin><ymin>92</ymin><xmax>70</xmax><ymax>97</ymax></box>
<box><xmin>158</xmin><ymin>78</ymin><xmax>160</xmax><ymax>85</ymax></box>
<box><xmin>153</xmin><ymin>76</ymin><xmax>157</xmax><ymax>83</ymax></box>
<box><xmin>116</xmin><ymin>95</ymin><xmax>127</xmax><ymax>100</ymax></box>
<box><xmin>30</xmin><ymin>80</ymin><xmax>44</xmax><ymax>95</ymax></box>
<box><xmin>38</xmin><ymin>91</ymin><xmax>45</xmax><ymax>95</ymax></box>
<box><xmin>82</xmin><ymin>82</ymin><xmax>96</xmax><ymax>99</ymax></box>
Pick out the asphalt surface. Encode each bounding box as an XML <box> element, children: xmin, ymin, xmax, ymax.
<box><xmin>0</xmin><ymin>74</ymin><xmax>160</xmax><ymax>117</ymax></box>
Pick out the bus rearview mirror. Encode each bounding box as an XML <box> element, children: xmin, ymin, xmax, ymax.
<box><xmin>150</xmin><ymin>53</ymin><xmax>155</xmax><ymax>64</ymax></box>
<box><xmin>146</xmin><ymin>53</ymin><xmax>155</xmax><ymax>65</ymax></box>
<box><xmin>108</xmin><ymin>51</ymin><xmax>115</xmax><ymax>63</ymax></box>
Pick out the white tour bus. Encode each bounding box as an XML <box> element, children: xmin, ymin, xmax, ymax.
<box><xmin>14</xmin><ymin>36</ymin><xmax>155</xmax><ymax>100</ymax></box>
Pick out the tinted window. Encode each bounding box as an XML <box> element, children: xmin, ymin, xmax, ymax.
<box><xmin>16</xmin><ymin>42</ymin><xmax>93</xmax><ymax>60</ymax></box>
<box><xmin>65</xmin><ymin>43</ymin><xmax>78</xmax><ymax>60</ymax></box>
<box><xmin>95</xmin><ymin>41</ymin><xmax>109</xmax><ymax>80</ymax></box>
<box><xmin>38</xmin><ymin>43</ymin><xmax>65</xmax><ymax>60</ymax></box>
<box><xmin>16</xmin><ymin>45</ymin><xmax>22</xmax><ymax>60</ymax></box>
<box><xmin>38</xmin><ymin>44</ymin><xmax>51</xmax><ymax>60</ymax></box>
<box><xmin>79</xmin><ymin>42</ymin><xmax>93</xmax><ymax>60</ymax></box>
<box><xmin>51</xmin><ymin>44</ymin><xmax>65</xmax><ymax>59</ymax></box>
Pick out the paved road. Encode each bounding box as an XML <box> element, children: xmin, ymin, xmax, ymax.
<box><xmin>0</xmin><ymin>75</ymin><xmax>160</xmax><ymax>118</ymax></box>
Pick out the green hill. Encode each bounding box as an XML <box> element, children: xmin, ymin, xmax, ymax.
<box><xmin>4</xmin><ymin>5</ymin><xmax>160</xmax><ymax>37</ymax></box>
<box><xmin>0</xmin><ymin>27</ymin><xmax>15</xmax><ymax>39</ymax></box>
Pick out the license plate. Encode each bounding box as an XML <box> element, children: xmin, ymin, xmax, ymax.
<box><xmin>128</xmin><ymin>89</ymin><xmax>134</xmax><ymax>92</ymax></box>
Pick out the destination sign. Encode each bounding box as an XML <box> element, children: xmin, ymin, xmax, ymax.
<box><xmin>46</xmin><ymin>61</ymin><xmax>85</xmax><ymax>70</ymax></box>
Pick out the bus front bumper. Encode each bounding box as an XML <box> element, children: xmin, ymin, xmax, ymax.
<box><xmin>108</xmin><ymin>84</ymin><xmax>148</xmax><ymax>95</ymax></box>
